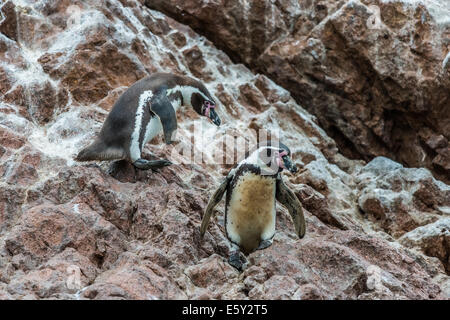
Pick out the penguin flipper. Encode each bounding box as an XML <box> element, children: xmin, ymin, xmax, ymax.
<box><xmin>150</xmin><ymin>91</ymin><xmax>177</xmax><ymax>144</ymax></box>
<box><xmin>276</xmin><ymin>177</ymin><xmax>306</xmax><ymax>238</ymax></box>
<box><xmin>200</xmin><ymin>176</ymin><xmax>231</xmax><ymax>238</ymax></box>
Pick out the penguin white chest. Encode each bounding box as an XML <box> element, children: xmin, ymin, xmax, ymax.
<box><xmin>142</xmin><ymin>116</ymin><xmax>163</xmax><ymax>146</ymax></box>
<box><xmin>226</xmin><ymin>172</ymin><xmax>276</xmax><ymax>253</ymax></box>
<box><xmin>130</xmin><ymin>94</ymin><xmax>180</xmax><ymax>162</ymax></box>
<box><xmin>143</xmin><ymin>97</ymin><xmax>180</xmax><ymax>145</ymax></box>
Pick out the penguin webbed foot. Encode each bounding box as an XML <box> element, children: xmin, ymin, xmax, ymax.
<box><xmin>228</xmin><ymin>251</ymin><xmax>247</xmax><ymax>271</ymax></box>
<box><xmin>133</xmin><ymin>158</ymin><xmax>172</xmax><ymax>171</ymax></box>
<box><xmin>256</xmin><ymin>239</ymin><xmax>273</xmax><ymax>251</ymax></box>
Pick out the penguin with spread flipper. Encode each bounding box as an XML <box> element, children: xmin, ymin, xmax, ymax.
<box><xmin>200</xmin><ymin>140</ymin><xmax>306</xmax><ymax>270</ymax></box>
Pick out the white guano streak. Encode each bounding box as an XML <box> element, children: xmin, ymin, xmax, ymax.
<box><xmin>130</xmin><ymin>90</ymin><xmax>153</xmax><ymax>161</ymax></box>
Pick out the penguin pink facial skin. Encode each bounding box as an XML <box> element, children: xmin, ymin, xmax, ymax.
<box><xmin>203</xmin><ymin>100</ymin><xmax>220</xmax><ymax>126</ymax></box>
<box><xmin>257</xmin><ymin>143</ymin><xmax>298</xmax><ymax>175</ymax></box>
<box><xmin>276</xmin><ymin>150</ymin><xmax>288</xmax><ymax>169</ymax></box>
<box><xmin>276</xmin><ymin>150</ymin><xmax>297</xmax><ymax>173</ymax></box>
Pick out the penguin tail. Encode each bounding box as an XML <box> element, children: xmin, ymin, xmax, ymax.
<box><xmin>75</xmin><ymin>140</ymin><xmax>103</xmax><ymax>162</ymax></box>
<box><xmin>75</xmin><ymin>139</ymin><xmax>122</xmax><ymax>162</ymax></box>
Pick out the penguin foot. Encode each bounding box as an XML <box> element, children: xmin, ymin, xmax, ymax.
<box><xmin>133</xmin><ymin>159</ymin><xmax>172</xmax><ymax>171</ymax></box>
<box><xmin>228</xmin><ymin>251</ymin><xmax>247</xmax><ymax>271</ymax></box>
<box><xmin>256</xmin><ymin>239</ymin><xmax>273</xmax><ymax>251</ymax></box>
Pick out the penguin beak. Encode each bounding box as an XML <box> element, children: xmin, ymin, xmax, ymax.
<box><xmin>209</xmin><ymin>108</ymin><xmax>221</xmax><ymax>126</ymax></box>
<box><xmin>204</xmin><ymin>101</ymin><xmax>221</xmax><ymax>126</ymax></box>
<box><xmin>282</xmin><ymin>155</ymin><xmax>298</xmax><ymax>174</ymax></box>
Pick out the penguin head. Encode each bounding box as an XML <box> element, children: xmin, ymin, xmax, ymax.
<box><xmin>250</xmin><ymin>141</ymin><xmax>298</xmax><ymax>175</ymax></box>
<box><xmin>275</xmin><ymin>143</ymin><xmax>298</xmax><ymax>174</ymax></box>
<box><xmin>189</xmin><ymin>82</ymin><xmax>221</xmax><ymax>126</ymax></box>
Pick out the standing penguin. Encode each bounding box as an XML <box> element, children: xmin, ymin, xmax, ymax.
<box><xmin>75</xmin><ymin>73</ymin><xmax>221</xmax><ymax>170</ymax></box>
<box><xmin>200</xmin><ymin>141</ymin><xmax>306</xmax><ymax>270</ymax></box>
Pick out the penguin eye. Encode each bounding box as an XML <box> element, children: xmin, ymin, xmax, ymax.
<box><xmin>204</xmin><ymin>100</ymin><xmax>215</xmax><ymax>108</ymax></box>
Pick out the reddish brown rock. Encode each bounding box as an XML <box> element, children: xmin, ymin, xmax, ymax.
<box><xmin>399</xmin><ymin>218</ymin><xmax>450</xmax><ymax>274</ymax></box>
<box><xmin>5</xmin><ymin>202</ymin><xmax>127</xmax><ymax>271</ymax></box>
<box><xmin>5</xmin><ymin>204</ymin><xmax>98</xmax><ymax>267</ymax></box>
<box><xmin>0</xmin><ymin>185</ymin><xmax>27</xmax><ymax>233</ymax></box>
<box><xmin>357</xmin><ymin>157</ymin><xmax>450</xmax><ymax>237</ymax></box>
<box><xmin>293</xmin><ymin>183</ymin><xmax>347</xmax><ymax>230</ymax></box>
<box><xmin>0</xmin><ymin>67</ymin><xmax>11</xmax><ymax>95</ymax></box>
<box><xmin>38</xmin><ymin>31</ymin><xmax>146</xmax><ymax>105</ymax></box>
<box><xmin>146</xmin><ymin>0</ymin><xmax>450</xmax><ymax>183</ymax></box>
<box><xmin>0</xmin><ymin>1</ymin><xmax>18</xmax><ymax>41</ymax></box>
<box><xmin>28</xmin><ymin>81</ymin><xmax>69</xmax><ymax>124</ymax></box>
<box><xmin>3</xmin><ymin>85</ymin><xmax>28</xmax><ymax>113</ymax></box>
<box><xmin>0</xmin><ymin>0</ymin><xmax>449</xmax><ymax>301</ymax></box>
<box><xmin>249</xmin><ymin>275</ymin><xmax>300</xmax><ymax>299</ymax></box>
<box><xmin>244</xmin><ymin>230</ymin><xmax>443</xmax><ymax>299</ymax></box>
<box><xmin>81</xmin><ymin>252</ymin><xmax>186</xmax><ymax>300</ymax></box>
<box><xmin>183</xmin><ymin>45</ymin><xmax>210</xmax><ymax>80</ymax></box>
<box><xmin>184</xmin><ymin>254</ymin><xmax>239</xmax><ymax>292</ymax></box>
<box><xmin>0</xmin><ymin>126</ymin><xmax>25</xmax><ymax>149</ymax></box>
<box><xmin>0</xmin><ymin>32</ymin><xmax>26</xmax><ymax>68</ymax></box>
<box><xmin>6</xmin><ymin>248</ymin><xmax>98</xmax><ymax>299</ymax></box>
<box><xmin>433</xmin><ymin>147</ymin><xmax>450</xmax><ymax>172</ymax></box>
<box><xmin>238</xmin><ymin>83</ymin><xmax>268</xmax><ymax>113</ymax></box>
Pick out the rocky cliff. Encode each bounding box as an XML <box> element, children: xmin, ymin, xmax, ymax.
<box><xmin>147</xmin><ymin>0</ymin><xmax>450</xmax><ymax>184</ymax></box>
<box><xmin>0</xmin><ymin>0</ymin><xmax>449</xmax><ymax>299</ymax></box>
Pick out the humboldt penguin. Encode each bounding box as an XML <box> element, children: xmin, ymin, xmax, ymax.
<box><xmin>75</xmin><ymin>73</ymin><xmax>221</xmax><ymax>170</ymax></box>
<box><xmin>200</xmin><ymin>141</ymin><xmax>306</xmax><ymax>270</ymax></box>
